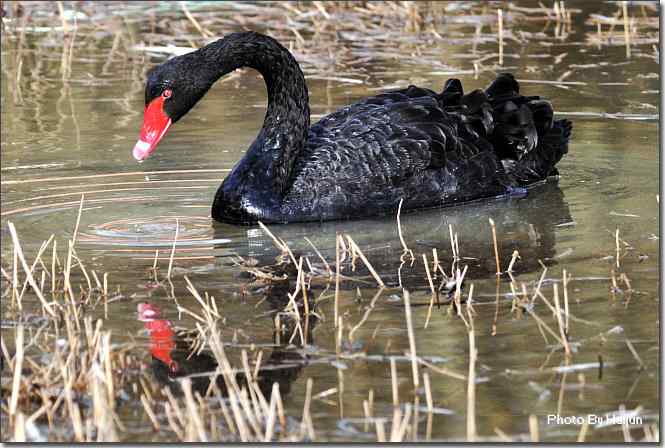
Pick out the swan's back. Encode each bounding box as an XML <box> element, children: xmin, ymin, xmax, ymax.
<box><xmin>279</xmin><ymin>74</ymin><xmax>571</xmax><ymax>222</ymax></box>
<box><xmin>294</xmin><ymin>87</ymin><xmax>447</xmax><ymax>185</ymax></box>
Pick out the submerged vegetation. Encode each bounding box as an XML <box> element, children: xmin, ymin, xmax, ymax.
<box><xmin>1</xmin><ymin>0</ymin><xmax>660</xmax><ymax>443</ymax></box>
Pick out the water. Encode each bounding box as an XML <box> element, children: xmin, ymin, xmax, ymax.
<box><xmin>1</xmin><ymin>1</ymin><xmax>659</xmax><ymax>442</ymax></box>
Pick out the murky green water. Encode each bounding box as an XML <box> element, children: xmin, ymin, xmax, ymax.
<box><xmin>1</xmin><ymin>1</ymin><xmax>659</xmax><ymax>442</ymax></box>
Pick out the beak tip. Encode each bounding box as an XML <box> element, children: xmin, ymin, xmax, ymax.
<box><xmin>132</xmin><ymin>140</ymin><xmax>152</xmax><ymax>161</ymax></box>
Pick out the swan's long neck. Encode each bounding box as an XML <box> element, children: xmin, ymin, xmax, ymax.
<box><xmin>202</xmin><ymin>32</ymin><xmax>310</xmax><ymax>195</ymax></box>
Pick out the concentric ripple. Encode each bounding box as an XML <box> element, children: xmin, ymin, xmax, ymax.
<box><xmin>1</xmin><ymin>169</ymin><xmax>237</xmax><ymax>257</ymax></box>
<box><xmin>78</xmin><ymin>215</ymin><xmax>231</xmax><ymax>247</ymax></box>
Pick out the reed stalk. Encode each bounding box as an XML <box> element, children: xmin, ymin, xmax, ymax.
<box><xmin>489</xmin><ymin>218</ymin><xmax>501</xmax><ymax>276</ymax></box>
<box><xmin>402</xmin><ymin>289</ymin><xmax>419</xmax><ymax>390</ymax></box>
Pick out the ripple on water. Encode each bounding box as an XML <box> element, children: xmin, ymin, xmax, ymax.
<box><xmin>1</xmin><ymin>169</ymin><xmax>233</xmax><ymax>253</ymax></box>
<box><xmin>78</xmin><ymin>215</ymin><xmax>231</xmax><ymax>248</ymax></box>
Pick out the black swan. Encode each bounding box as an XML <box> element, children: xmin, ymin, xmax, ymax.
<box><xmin>133</xmin><ymin>31</ymin><xmax>572</xmax><ymax>224</ymax></box>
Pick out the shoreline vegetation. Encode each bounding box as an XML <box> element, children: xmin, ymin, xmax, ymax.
<box><xmin>1</xmin><ymin>1</ymin><xmax>659</xmax><ymax>110</ymax></box>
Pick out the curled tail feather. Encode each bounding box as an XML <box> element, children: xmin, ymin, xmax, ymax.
<box><xmin>439</xmin><ymin>73</ymin><xmax>572</xmax><ymax>186</ymax></box>
<box><xmin>507</xmin><ymin>118</ymin><xmax>572</xmax><ymax>184</ymax></box>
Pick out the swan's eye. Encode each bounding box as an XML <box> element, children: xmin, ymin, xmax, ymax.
<box><xmin>162</xmin><ymin>89</ymin><xmax>172</xmax><ymax>99</ymax></box>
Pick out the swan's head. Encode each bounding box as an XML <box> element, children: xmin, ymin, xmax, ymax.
<box><xmin>133</xmin><ymin>52</ymin><xmax>215</xmax><ymax>161</ymax></box>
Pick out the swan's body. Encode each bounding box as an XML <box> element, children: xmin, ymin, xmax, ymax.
<box><xmin>133</xmin><ymin>32</ymin><xmax>572</xmax><ymax>224</ymax></box>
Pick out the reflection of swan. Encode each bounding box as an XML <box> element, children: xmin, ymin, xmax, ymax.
<box><xmin>213</xmin><ymin>181</ymin><xmax>573</xmax><ymax>285</ymax></box>
<box><xmin>137</xmin><ymin>279</ymin><xmax>314</xmax><ymax>397</ymax></box>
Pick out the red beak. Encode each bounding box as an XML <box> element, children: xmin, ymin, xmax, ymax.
<box><xmin>133</xmin><ymin>96</ymin><xmax>171</xmax><ymax>161</ymax></box>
